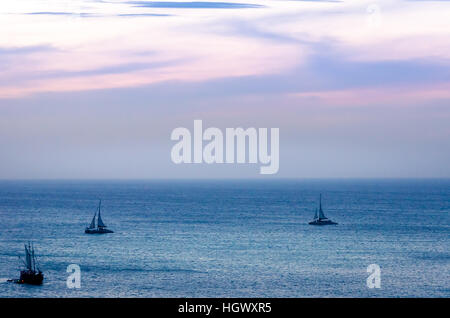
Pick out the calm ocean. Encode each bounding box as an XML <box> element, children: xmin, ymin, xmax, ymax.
<box><xmin>0</xmin><ymin>179</ymin><xmax>448</xmax><ymax>297</ymax></box>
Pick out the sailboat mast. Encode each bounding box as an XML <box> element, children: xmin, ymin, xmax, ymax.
<box><xmin>28</xmin><ymin>242</ymin><xmax>34</xmax><ymax>271</ymax></box>
<box><xmin>97</xmin><ymin>199</ymin><xmax>107</xmax><ymax>228</ymax></box>
<box><xmin>318</xmin><ymin>194</ymin><xmax>326</xmax><ymax>220</ymax></box>
<box><xmin>98</xmin><ymin>199</ymin><xmax>101</xmax><ymax>228</ymax></box>
<box><xmin>319</xmin><ymin>193</ymin><xmax>322</xmax><ymax>212</ymax></box>
<box><xmin>29</xmin><ymin>242</ymin><xmax>32</xmax><ymax>270</ymax></box>
<box><xmin>31</xmin><ymin>243</ymin><xmax>36</xmax><ymax>272</ymax></box>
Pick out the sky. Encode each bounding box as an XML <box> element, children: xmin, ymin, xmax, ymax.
<box><xmin>0</xmin><ymin>0</ymin><xmax>449</xmax><ymax>179</ymax></box>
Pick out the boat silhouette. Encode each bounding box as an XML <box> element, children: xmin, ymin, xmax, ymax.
<box><xmin>85</xmin><ymin>200</ymin><xmax>114</xmax><ymax>234</ymax></box>
<box><xmin>308</xmin><ymin>194</ymin><xmax>338</xmax><ymax>225</ymax></box>
<box><xmin>10</xmin><ymin>242</ymin><xmax>44</xmax><ymax>285</ymax></box>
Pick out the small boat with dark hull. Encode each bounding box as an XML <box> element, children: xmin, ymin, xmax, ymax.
<box><xmin>308</xmin><ymin>194</ymin><xmax>338</xmax><ymax>225</ymax></box>
<box><xmin>85</xmin><ymin>200</ymin><xmax>114</xmax><ymax>234</ymax></box>
<box><xmin>11</xmin><ymin>242</ymin><xmax>44</xmax><ymax>285</ymax></box>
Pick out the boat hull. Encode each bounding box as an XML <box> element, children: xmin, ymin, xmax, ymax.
<box><xmin>19</xmin><ymin>270</ymin><xmax>44</xmax><ymax>285</ymax></box>
<box><xmin>308</xmin><ymin>220</ymin><xmax>338</xmax><ymax>225</ymax></box>
<box><xmin>85</xmin><ymin>227</ymin><xmax>114</xmax><ymax>234</ymax></box>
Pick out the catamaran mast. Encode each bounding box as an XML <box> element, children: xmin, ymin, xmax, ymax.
<box><xmin>318</xmin><ymin>194</ymin><xmax>326</xmax><ymax>220</ymax></box>
<box><xmin>97</xmin><ymin>199</ymin><xmax>106</xmax><ymax>228</ymax></box>
<box><xmin>319</xmin><ymin>194</ymin><xmax>322</xmax><ymax>213</ymax></box>
<box><xmin>97</xmin><ymin>199</ymin><xmax>101</xmax><ymax>227</ymax></box>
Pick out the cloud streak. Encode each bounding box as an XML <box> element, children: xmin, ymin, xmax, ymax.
<box><xmin>127</xmin><ymin>1</ymin><xmax>265</xmax><ymax>9</ymax></box>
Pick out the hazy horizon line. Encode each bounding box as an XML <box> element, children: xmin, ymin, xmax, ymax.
<box><xmin>0</xmin><ymin>177</ymin><xmax>449</xmax><ymax>182</ymax></box>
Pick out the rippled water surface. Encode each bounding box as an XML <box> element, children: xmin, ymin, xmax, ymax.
<box><xmin>0</xmin><ymin>179</ymin><xmax>448</xmax><ymax>297</ymax></box>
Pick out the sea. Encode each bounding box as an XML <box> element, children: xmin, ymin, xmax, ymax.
<box><xmin>0</xmin><ymin>179</ymin><xmax>448</xmax><ymax>298</ymax></box>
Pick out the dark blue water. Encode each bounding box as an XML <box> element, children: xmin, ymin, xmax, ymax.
<box><xmin>0</xmin><ymin>179</ymin><xmax>448</xmax><ymax>297</ymax></box>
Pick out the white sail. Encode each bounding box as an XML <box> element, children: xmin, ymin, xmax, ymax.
<box><xmin>97</xmin><ymin>211</ymin><xmax>106</xmax><ymax>227</ymax></box>
<box><xmin>88</xmin><ymin>213</ymin><xmax>96</xmax><ymax>229</ymax></box>
<box><xmin>318</xmin><ymin>194</ymin><xmax>326</xmax><ymax>219</ymax></box>
<box><xmin>318</xmin><ymin>207</ymin><xmax>326</xmax><ymax>219</ymax></box>
<box><xmin>97</xmin><ymin>200</ymin><xmax>106</xmax><ymax>228</ymax></box>
<box><xmin>314</xmin><ymin>209</ymin><xmax>318</xmax><ymax>219</ymax></box>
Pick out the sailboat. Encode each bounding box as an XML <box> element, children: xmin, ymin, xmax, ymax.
<box><xmin>12</xmin><ymin>242</ymin><xmax>44</xmax><ymax>285</ymax></box>
<box><xmin>308</xmin><ymin>194</ymin><xmax>338</xmax><ymax>225</ymax></box>
<box><xmin>85</xmin><ymin>200</ymin><xmax>114</xmax><ymax>234</ymax></box>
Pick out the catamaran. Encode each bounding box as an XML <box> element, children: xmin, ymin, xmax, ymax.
<box><xmin>308</xmin><ymin>194</ymin><xmax>338</xmax><ymax>225</ymax></box>
<box><xmin>12</xmin><ymin>242</ymin><xmax>44</xmax><ymax>285</ymax></box>
<box><xmin>85</xmin><ymin>200</ymin><xmax>114</xmax><ymax>234</ymax></box>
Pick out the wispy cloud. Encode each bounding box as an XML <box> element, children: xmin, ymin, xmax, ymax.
<box><xmin>2</xmin><ymin>60</ymin><xmax>185</xmax><ymax>86</ymax></box>
<box><xmin>127</xmin><ymin>1</ymin><xmax>265</xmax><ymax>9</ymax></box>
<box><xmin>0</xmin><ymin>45</ymin><xmax>58</xmax><ymax>55</ymax></box>
<box><xmin>25</xmin><ymin>12</ymin><xmax>76</xmax><ymax>16</ymax></box>
<box><xmin>117</xmin><ymin>13</ymin><xmax>171</xmax><ymax>16</ymax></box>
<box><xmin>23</xmin><ymin>12</ymin><xmax>171</xmax><ymax>18</ymax></box>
